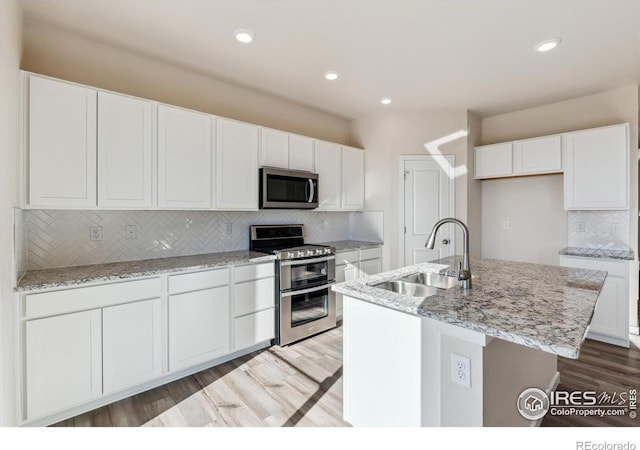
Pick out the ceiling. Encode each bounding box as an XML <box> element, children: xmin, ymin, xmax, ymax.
<box><xmin>19</xmin><ymin>0</ymin><xmax>640</xmax><ymax>120</ymax></box>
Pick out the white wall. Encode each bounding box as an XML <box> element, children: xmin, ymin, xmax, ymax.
<box><xmin>481</xmin><ymin>86</ymin><xmax>639</xmax><ymax>266</ymax></box>
<box><xmin>0</xmin><ymin>0</ymin><xmax>22</xmax><ymax>427</ymax></box>
<box><xmin>22</xmin><ymin>21</ymin><xmax>351</xmax><ymax>146</ymax></box>
<box><xmin>350</xmin><ymin>111</ymin><xmax>479</xmax><ymax>270</ymax></box>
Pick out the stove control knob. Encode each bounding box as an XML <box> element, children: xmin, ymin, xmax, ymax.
<box><xmin>324</xmin><ymin>248</ymin><xmax>331</xmax><ymax>255</ymax></box>
<box><xmin>297</xmin><ymin>251</ymin><xmax>305</xmax><ymax>258</ymax></box>
<box><xmin>287</xmin><ymin>252</ymin><xmax>295</xmax><ymax>259</ymax></box>
<box><xmin>307</xmin><ymin>250</ymin><xmax>314</xmax><ymax>257</ymax></box>
<box><xmin>315</xmin><ymin>249</ymin><xmax>322</xmax><ymax>256</ymax></box>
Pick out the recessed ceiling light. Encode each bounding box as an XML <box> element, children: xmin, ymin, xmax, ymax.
<box><xmin>380</xmin><ymin>98</ymin><xmax>392</xmax><ymax>105</ymax></box>
<box><xmin>534</xmin><ymin>38</ymin><xmax>561</xmax><ymax>52</ymax></box>
<box><xmin>324</xmin><ymin>71</ymin><xmax>339</xmax><ymax>81</ymax></box>
<box><xmin>234</xmin><ymin>29</ymin><xmax>254</xmax><ymax>44</ymax></box>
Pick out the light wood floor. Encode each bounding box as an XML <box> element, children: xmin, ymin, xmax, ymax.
<box><xmin>54</xmin><ymin>326</ymin><xmax>639</xmax><ymax>427</ymax></box>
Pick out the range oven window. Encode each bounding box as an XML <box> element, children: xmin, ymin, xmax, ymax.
<box><xmin>266</xmin><ymin>174</ymin><xmax>317</xmax><ymax>203</ymax></box>
<box><xmin>290</xmin><ymin>260</ymin><xmax>329</xmax><ymax>289</ymax></box>
<box><xmin>290</xmin><ymin>287</ymin><xmax>330</xmax><ymax>327</ymax></box>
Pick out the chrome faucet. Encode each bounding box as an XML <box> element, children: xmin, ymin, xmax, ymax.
<box><xmin>425</xmin><ymin>218</ymin><xmax>472</xmax><ymax>289</ymax></box>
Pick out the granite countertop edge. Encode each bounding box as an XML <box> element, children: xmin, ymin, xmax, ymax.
<box><xmin>319</xmin><ymin>240</ymin><xmax>383</xmax><ymax>252</ymax></box>
<box><xmin>15</xmin><ymin>251</ymin><xmax>277</xmax><ymax>293</ymax></box>
<box><xmin>559</xmin><ymin>247</ymin><xmax>634</xmax><ymax>261</ymax></box>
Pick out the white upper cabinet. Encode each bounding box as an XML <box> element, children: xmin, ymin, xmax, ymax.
<box><xmin>513</xmin><ymin>135</ymin><xmax>562</xmax><ymax>175</ymax></box>
<box><xmin>28</xmin><ymin>75</ymin><xmax>97</xmax><ymax>207</ymax></box>
<box><xmin>474</xmin><ymin>143</ymin><xmax>513</xmax><ymax>179</ymax></box>
<box><xmin>216</xmin><ymin>118</ymin><xmax>259</xmax><ymax>210</ymax></box>
<box><xmin>158</xmin><ymin>105</ymin><xmax>213</xmax><ymax>209</ymax></box>
<box><xmin>289</xmin><ymin>134</ymin><xmax>314</xmax><ymax>172</ymax></box>
<box><xmin>342</xmin><ymin>146</ymin><xmax>365</xmax><ymax>210</ymax></box>
<box><xmin>259</xmin><ymin>128</ymin><xmax>289</xmax><ymax>169</ymax></box>
<box><xmin>314</xmin><ymin>140</ymin><xmax>342</xmax><ymax>210</ymax></box>
<box><xmin>563</xmin><ymin>124</ymin><xmax>629</xmax><ymax>210</ymax></box>
<box><xmin>98</xmin><ymin>92</ymin><xmax>153</xmax><ymax>208</ymax></box>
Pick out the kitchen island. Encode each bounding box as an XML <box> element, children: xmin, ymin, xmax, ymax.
<box><xmin>332</xmin><ymin>256</ymin><xmax>607</xmax><ymax>427</ymax></box>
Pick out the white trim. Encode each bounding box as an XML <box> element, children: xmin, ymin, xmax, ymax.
<box><xmin>399</xmin><ymin>155</ymin><xmax>456</xmax><ymax>266</ymax></box>
<box><xmin>529</xmin><ymin>371</ymin><xmax>560</xmax><ymax>427</ymax></box>
<box><xmin>630</xmin><ymin>325</ymin><xmax>639</xmax><ymax>335</ymax></box>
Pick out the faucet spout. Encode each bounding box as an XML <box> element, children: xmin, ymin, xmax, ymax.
<box><xmin>425</xmin><ymin>218</ymin><xmax>472</xmax><ymax>289</ymax></box>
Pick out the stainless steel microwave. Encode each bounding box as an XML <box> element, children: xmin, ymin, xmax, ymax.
<box><xmin>259</xmin><ymin>167</ymin><xmax>318</xmax><ymax>209</ymax></box>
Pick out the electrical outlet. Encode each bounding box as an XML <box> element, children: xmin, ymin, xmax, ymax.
<box><xmin>224</xmin><ymin>222</ymin><xmax>232</xmax><ymax>234</ymax></box>
<box><xmin>577</xmin><ymin>222</ymin><xmax>586</xmax><ymax>233</ymax></box>
<box><xmin>125</xmin><ymin>225</ymin><xmax>137</xmax><ymax>240</ymax></box>
<box><xmin>319</xmin><ymin>219</ymin><xmax>327</xmax><ymax>230</ymax></box>
<box><xmin>90</xmin><ymin>226</ymin><xmax>103</xmax><ymax>241</ymax></box>
<box><xmin>451</xmin><ymin>353</ymin><xmax>471</xmax><ymax>388</ymax></box>
<box><xmin>502</xmin><ymin>221</ymin><xmax>510</xmax><ymax>231</ymax></box>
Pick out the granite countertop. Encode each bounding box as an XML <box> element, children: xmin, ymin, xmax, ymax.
<box><xmin>16</xmin><ymin>250</ymin><xmax>276</xmax><ymax>292</ymax></box>
<box><xmin>332</xmin><ymin>256</ymin><xmax>607</xmax><ymax>359</ymax></box>
<box><xmin>559</xmin><ymin>247</ymin><xmax>634</xmax><ymax>261</ymax></box>
<box><xmin>318</xmin><ymin>240</ymin><xmax>383</xmax><ymax>252</ymax></box>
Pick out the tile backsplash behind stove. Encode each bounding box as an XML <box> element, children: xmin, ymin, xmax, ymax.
<box><xmin>23</xmin><ymin>210</ymin><xmax>382</xmax><ymax>270</ymax></box>
<box><xmin>567</xmin><ymin>210</ymin><xmax>630</xmax><ymax>250</ymax></box>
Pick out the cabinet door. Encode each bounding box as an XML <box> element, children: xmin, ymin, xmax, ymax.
<box><xmin>513</xmin><ymin>135</ymin><xmax>562</xmax><ymax>175</ymax></box>
<box><xmin>216</xmin><ymin>119</ymin><xmax>259</xmax><ymax>209</ymax></box>
<box><xmin>289</xmin><ymin>135</ymin><xmax>314</xmax><ymax>172</ymax></box>
<box><xmin>563</xmin><ymin>124</ymin><xmax>628</xmax><ymax>210</ymax></box>
<box><xmin>260</xmin><ymin>128</ymin><xmax>289</xmax><ymax>169</ymax></box>
<box><xmin>25</xmin><ymin>310</ymin><xmax>102</xmax><ymax>420</ymax></box>
<box><xmin>588</xmin><ymin>275</ymin><xmax>627</xmax><ymax>340</ymax></box>
<box><xmin>103</xmin><ymin>298</ymin><xmax>163</xmax><ymax>395</ymax></box>
<box><xmin>168</xmin><ymin>286</ymin><xmax>230</xmax><ymax>371</ymax></box>
<box><xmin>342</xmin><ymin>146</ymin><xmax>365</xmax><ymax>210</ymax></box>
<box><xmin>158</xmin><ymin>105</ymin><xmax>212</xmax><ymax>209</ymax></box>
<box><xmin>360</xmin><ymin>258</ymin><xmax>382</xmax><ymax>278</ymax></box>
<box><xmin>314</xmin><ymin>140</ymin><xmax>342</xmax><ymax>210</ymax></box>
<box><xmin>474</xmin><ymin>143</ymin><xmax>513</xmax><ymax>179</ymax></box>
<box><xmin>234</xmin><ymin>308</ymin><xmax>275</xmax><ymax>350</ymax></box>
<box><xmin>28</xmin><ymin>76</ymin><xmax>97</xmax><ymax>207</ymax></box>
<box><xmin>98</xmin><ymin>92</ymin><xmax>153</xmax><ymax>208</ymax></box>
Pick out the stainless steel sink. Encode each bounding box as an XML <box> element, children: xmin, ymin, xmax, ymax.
<box><xmin>372</xmin><ymin>280</ymin><xmax>442</xmax><ymax>298</ymax></box>
<box><xmin>371</xmin><ymin>271</ymin><xmax>459</xmax><ymax>298</ymax></box>
<box><xmin>400</xmin><ymin>272</ymin><xmax>459</xmax><ymax>289</ymax></box>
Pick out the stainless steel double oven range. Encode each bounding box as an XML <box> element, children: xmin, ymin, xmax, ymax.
<box><xmin>250</xmin><ymin>224</ymin><xmax>336</xmax><ymax>346</ymax></box>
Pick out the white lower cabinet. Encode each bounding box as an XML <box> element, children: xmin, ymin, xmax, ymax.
<box><xmin>232</xmin><ymin>264</ymin><xmax>276</xmax><ymax>351</ymax></box>
<box><xmin>335</xmin><ymin>247</ymin><xmax>382</xmax><ymax>318</ymax></box>
<box><xmin>102</xmin><ymin>298</ymin><xmax>163</xmax><ymax>394</ymax></box>
<box><xmin>25</xmin><ymin>309</ymin><xmax>103</xmax><ymax>420</ymax></box>
<box><xmin>559</xmin><ymin>255</ymin><xmax>630</xmax><ymax>347</ymax></box>
<box><xmin>21</xmin><ymin>262</ymin><xmax>276</xmax><ymax>425</ymax></box>
<box><xmin>168</xmin><ymin>286</ymin><xmax>230</xmax><ymax>372</ymax></box>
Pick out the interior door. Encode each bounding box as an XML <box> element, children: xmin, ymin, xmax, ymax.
<box><xmin>403</xmin><ymin>157</ymin><xmax>454</xmax><ymax>265</ymax></box>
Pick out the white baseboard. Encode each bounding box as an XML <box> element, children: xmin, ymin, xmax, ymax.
<box><xmin>587</xmin><ymin>330</ymin><xmax>630</xmax><ymax>348</ymax></box>
<box><xmin>529</xmin><ymin>371</ymin><xmax>560</xmax><ymax>428</ymax></box>
<box><xmin>629</xmin><ymin>325</ymin><xmax>639</xmax><ymax>335</ymax></box>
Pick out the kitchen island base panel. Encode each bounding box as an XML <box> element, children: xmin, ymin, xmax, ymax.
<box><xmin>343</xmin><ymin>295</ymin><xmax>557</xmax><ymax>427</ymax></box>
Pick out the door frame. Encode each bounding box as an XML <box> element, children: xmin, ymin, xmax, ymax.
<box><xmin>399</xmin><ymin>155</ymin><xmax>455</xmax><ymax>266</ymax></box>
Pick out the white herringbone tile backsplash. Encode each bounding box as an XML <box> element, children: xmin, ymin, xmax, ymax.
<box><xmin>567</xmin><ymin>210</ymin><xmax>630</xmax><ymax>250</ymax></box>
<box><xmin>24</xmin><ymin>210</ymin><xmax>359</xmax><ymax>270</ymax></box>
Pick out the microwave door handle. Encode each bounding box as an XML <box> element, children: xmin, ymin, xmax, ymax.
<box><xmin>308</xmin><ymin>178</ymin><xmax>315</xmax><ymax>202</ymax></box>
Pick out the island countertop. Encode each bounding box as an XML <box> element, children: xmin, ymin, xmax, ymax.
<box><xmin>332</xmin><ymin>256</ymin><xmax>607</xmax><ymax>359</ymax></box>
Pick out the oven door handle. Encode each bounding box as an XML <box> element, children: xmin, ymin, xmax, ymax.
<box><xmin>281</xmin><ymin>282</ymin><xmax>335</xmax><ymax>298</ymax></box>
<box><xmin>280</xmin><ymin>255</ymin><xmax>335</xmax><ymax>266</ymax></box>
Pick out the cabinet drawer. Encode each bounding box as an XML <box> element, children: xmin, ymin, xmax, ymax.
<box><xmin>25</xmin><ymin>278</ymin><xmax>161</xmax><ymax>319</ymax></box>
<box><xmin>234</xmin><ymin>262</ymin><xmax>275</xmax><ymax>283</ymax></box>
<box><xmin>336</xmin><ymin>250</ymin><xmax>359</xmax><ymax>265</ymax></box>
<box><xmin>360</xmin><ymin>247</ymin><xmax>382</xmax><ymax>261</ymax></box>
<box><xmin>559</xmin><ymin>255</ymin><xmax>627</xmax><ymax>277</ymax></box>
<box><xmin>169</xmin><ymin>268</ymin><xmax>229</xmax><ymax>294</ymax></box>
<box><xmin>234</xmin><ymin>308</ymin><xmax>275</xmax><ymax>350</ymax></box>
<box><xmin>234</xmin><ymin>278</ymin><xmax>275</xmax><ymax>317</ymax></box>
